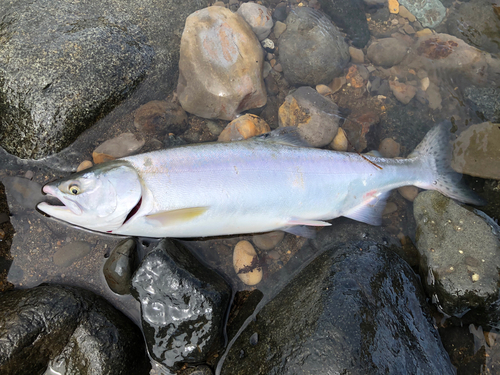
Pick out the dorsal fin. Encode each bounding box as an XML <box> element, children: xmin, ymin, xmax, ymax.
<box><xmin>253</xmin><ymin>127</ymin><xmax>310</xmax><ymax>147</ymax></box>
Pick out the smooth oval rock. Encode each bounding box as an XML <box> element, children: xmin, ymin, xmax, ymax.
<box><xmin>252</xmin><ymin>231</ymin><xmax>284</xmax><ymax>251</ymax></box>
<box><xmin>331</xmin><ymin>128</ymin><xmax>348</xmax><ymax>151</ymax></box>
<box><xmin>452</xmin><ymin>122</ymin><xmax>500</xmax><ymax>180</ymax></box>
<box><xmin>278</xmin><ymin>86</ymin><xmax>339</xmax><ymax>147</ymax></box>
<box><xmin>378</xmin><ymin>138</ymin><xmax>401</xmax><ymax>157</ymax></box>
<box><xmin>103</xmin><ymin>239</ymin><xmax>137</xmax><ymax>295</ymax></box>
<box><xmin>93</xmin><ymin>133</ymin><xmax>145</xmax><ymax>164</ymax></box>
<box><xmin>53</xmin><ymin>241</ymin><xmax>92</xmax><ymax>267</ymax></box>
<box><xmin>398</xmin><ymin>185</ymin><xmax>419</xmax><ymax>202</ymax></box>
<box><xmin>236</xmin><ymin>3</ymin><xmax>273</xmax><ymax>41</ymax></box>
<box><xmin>218</xmin><ymin>114</ymin><xmax>270</xmax><ymax>142</ymax></box>
<box><xmin>233</xmin><ymin>240</ymin><xmax>263</xmax><ymax>286</ymax></box>
<box><xmin>367</xmin><ymin>38</ymin><xmax>408</xmax><ymax>68</ymax></box>
<box><xmin>177</xmin><ymin>6</ymin><xmax>267</xmax><ymax>120</ymax></box>
<box><xmin>278</xmin><ymin>7</ymin><xmax>350</xmax><ymax>86</ymax></box>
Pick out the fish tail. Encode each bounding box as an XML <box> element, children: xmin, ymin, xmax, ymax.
<box><xmin>409</xmin><ymin>122</ymin><xmax>486</xmax><ymax>205</ymax></box>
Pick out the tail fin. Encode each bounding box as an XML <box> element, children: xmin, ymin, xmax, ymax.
<box><xmin>409</xmin><ymin>122</ymin><xmax>486</xmax><ymax>206</ymax></box>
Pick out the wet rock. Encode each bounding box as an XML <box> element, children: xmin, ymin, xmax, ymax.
<box><xmin>367</xmin><ymin>38</ymin><xmax>408</xmax><ymax>68</ymax></box>
<box><xmin>388</xmin><ymin>0</ymin><xmax>399</xmax><ymax>13</ymax></box>
<box><xmin>345</xmin><ymin>65</ymin><xmax>366</xmax><ymax>88</ymax></box>
<box><xmin>399</xmin><ymin>0</ymin><xmax>446</xmax><ymax>28</ymax></box>
<box><xmin>390</xmin><ymin>80</ymin><xmax>417</xmax><ymax>104</ymax></box>
<box><xmin>233</xmin><ymin>240</ymin><xmax>263</xmax><ymax>286</ymax></box>
<box><xmin>451</xmin><ymin>122</ymin><xmax>500</xmax><ymax>180</ymax></box>
<box><xmin>273</xmin><ymin>21</ymin><xmax>286</xmax><ymax>38</ymax></box>
<box><xmin>414</xmin><ymin>191</ymin><xmax>500</xmax><ymax>321</ymax></box>
<box><xmin>103</xmin><ymin>238</ymin><xmax>137</xmax><ymax>295</ymax></box>
<box><xmin>53</xmin><ymin>241</ymin><xmax>92</xmax><ymax>267</ymax></box>
<box><xmin>315</xmin><ymin>84</ymin><xmax>333</xmax><ymax>96</ymax></box>
<box><xmin>77</xmin><ymin>160</ymin><xmax>93</xmax><ymax>172</ymax></box>
<box><xmin>131</xmin><ymin>239</ymin><xmax>231</xmax><ymax>373</ymax></box>
<box><xmin>317</xmin><ymin>0</ymin><xmax>370</xmax><ymax>48</ymax></box>
<box><xmin>218</xmin><ymin>114</ymin><xmax>270</xmax><ymax>142</ymax></box>
<box><xmin>220</xmin><ymin>241</ymin><xmax>456</xmax><ymax>374</ymax></box>
<box><xmin>348</xmin><ymin>46</ymin><xmax>364</xmax><ymax>64</ymax></box>
<box><xmin>399</xmin><ymin>5</ymin><xmax>416</xmax><ymax>22</ymax></box>
<box><xmin>0</xmin><ymin>284</ymin><xmax>149</xmax><ymax>374</ymax></box>
<box><xmin>368</xmin><ymin>76</ymin><xmax>390</xmax><ymax>96</ymax></box>
<box><xmin>2</xmin><ymin>177</ymin><xmax>44</xmax><ymax>210</ymax></box>
<box><xmin>330</xmin><ymin>128</ymin><xmax>348</xmax><ymax>151</ymax></box>
<box><xmin>446</xmin><ymin>0</ymin><xmax>500</xmax><ymax>55</ymax></box>
<box><xmin>278</xmin><ymin>7</ymin><xmax>350</xmax><ymax>86</ymax></box>
<box><xmin>398</xmin><ymin>185</ymin><xmax>419</xmax><ymax>202</ymax></box>
<box><xmin>342</xmin><ymin>111</ymin><xmax>380</xmax><ymax>152</ymax></box>
<box><xmin>134</xmin><ymin>100</ymin><xmax>188</xmax><ymax>136</ymax></box>
<box><xmin>179</xmin><ymin>365</ymin><xmax>214</xmax><ymax>375</ymax></box>
<box><xmin>177</xmin><ymin>6</ymin><xmax>267</xmax><ymax>120</ymax></box>
<box><xmin>252</xmin><ymin>231</ymin><xmax>284</xmax><ymax>251</ymax></box>
<box><xmin>92</xmin><ymin>133</ymin><xmax>145</xmax><ymax>164</ymax></box>
<box><xmin>0</xmin><ymin>0</ymin><xmax>153</xmax><ymax>159</ymax></box>
<box><xmin>378</xmin><ymin>138</ymin><xmax>400</xmax><ymax>157</ymax></box>
<box><xmin>464</xmin><ymin>87</ymin><xmax>500</xmax><ymax>123</ymax></box>
<box><xmin>278</xmin><ymin>86</ymin><xmax>339</xmax><ymax>147</ymax></box>
<box><xmin>236</xmin><ymin>3</ymin><xmax>273</xmax><ymax>41</ymax></box>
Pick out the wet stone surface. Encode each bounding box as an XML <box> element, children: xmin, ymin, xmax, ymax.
<box><xmin>220</xmin><ymin>241</ymin><xmax>456</xmax><ymax>375</ymax></box>
<box><xmin>131</xmin><ymin>239</ymin><xmax>231</xmax><ymax>373</ymax></box>
<box><xmin>103</xmin><ymin>238</ymin><xmax>137</xmax><ymax>295</ymax></box>
<box><xmin>0</xmin><ymin>284</ymin><xmax>150</xmax><ymax>375</ymax></box>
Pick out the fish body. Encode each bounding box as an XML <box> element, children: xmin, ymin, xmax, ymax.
<box><xmin>37</xmin><ymin>125</ymin><xmax>484</xmax><ymax>238</ymax></box>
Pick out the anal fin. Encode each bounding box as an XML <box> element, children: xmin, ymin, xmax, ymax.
<box><xmin>146</xmin><ymin>206</ymin><xmax>209</xmax><ymax>226</ymax></box>
<box><xmin>344</xmin><ymin>191</ymin><xmax>390</xmax><ymax>226</ymax></box>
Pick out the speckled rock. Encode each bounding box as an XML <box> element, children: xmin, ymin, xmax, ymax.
<box><xmin>414</xmin><ymin>191</ymin><xmax>500</xmax><ymax>323</ymax></box>
<box><xmin>131</xmin><ymin>239</ymin><xmax>231</xmax><ymax>373</ymax></box>
<box><xmin>451</xmin><ymin>122</ymin><xmax>500</xmax><ymax>180</ymax></box>
<box><xmin>0</xmin><ymin>0</ymin><xmax>153</xmax><ymax>159</ymax></box>
<box><xmin>464</xmin><ymin>88</ymin><xmax>500</xmax><ymax>124</ymax></box>
<box><xmin>218</xmin><ymin>114</ymin><xmax>270</xmax><ymax>142</ymax></box>
<box><xmin>0</xmin><ymin>284</ymin><xmax>149</xmax><ymax>374</ymax></box>
<box><xmin>399</xmin><ymin>0</ymin><xmax>446</xmax><ymax>28</ymax></box>
<box><xmin>278</xmin><ymin>7</ymin><xmax>350</xmax><ymax>86</ymax></box>
<box><xmin>177</xmin><ymin>6</ymin><xmax>267</xmax><ymax>120</ymax></box>
<box><xmin>220</xmin><ymin>241</ymin><xmax>456</xmax><ymax>374</ymax></box>
<box><xmin>367</xmin><ymin>38</ymin><xmax>408</xmax><ymax>68</ymax></box>
<box><xmin>236</xmin><ymin>3</ymin><xmax>273</xmax><ymax>41</ymax></box>
<box><xmin>278</xmin><ymin>86</ymin><xmax>339</xmax><ymax>147</ymax></box>
<box><xmin>317</xmin><ymin>0</ymin><xmax>370</xmax><ymax>48</ymax></box>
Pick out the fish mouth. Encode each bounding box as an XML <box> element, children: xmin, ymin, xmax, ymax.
<box><xmin>37</xmin><ymin>185</ymin><xmax>83</xmax><ymax>216</ymax></box>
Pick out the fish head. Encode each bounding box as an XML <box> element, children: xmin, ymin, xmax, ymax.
<box><xmin>37</xmin><ymin>160</ymin><xmax>143</xmax><ymax>232</ymax></box>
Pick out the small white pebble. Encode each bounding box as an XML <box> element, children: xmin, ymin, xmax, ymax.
<box><xmin>459</xmin><ymin>250</ymin><xmax>463</xmax><ymax>254</ymax></box>
<box><xmin>472</xmin><ymin>273</ymin><xmax>480</xmax><ymax>282</ymax></box>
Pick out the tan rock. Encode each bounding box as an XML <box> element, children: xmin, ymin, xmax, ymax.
<box><xmin>349</xmin><ymin>46</ymin><xmax>364</xmax><ymax>64</ymax></box>
<box><xmin>452</xmin><ymin>122</ymin><xmax>500</xmax><ymax>179</ymax></box>
<box><xmin>388</xmin><ymin>0</ymin><xmax>399</xmax><ymax>14</ymax></box>
<box><xmin>398</xmin><ymin>5</ymin><xmax>416</xmax><ymax>21</ymax></box>
<box><xmin>233</xmin><ymin>240</ymin><xmax>263</xmax><ymax>285</ymax></box>
<box><xmin>77</xmin><ymin>160</ymin><xmax>93</xmax><ymax>172</ymax></box>
<box><xmin>398</xmin><ymin>186</ymin><xmax>419</xmax><ymax>202</ymax></box>
<box><xmin>252</xmin><ymin>231</ymin><xmax>284</xmax><ymax>250</ymax></box>
<box><xmin>389</xmin><ymin>81</ymin><xmax>417</xmax><ymax>104</ymax></box>
<box><xmin>177</xmin><ymin>6</ymin><xmax>267</xmax><ymax>120</ymax></box>
<box><xmin>383</xmin><ymin>201</ymin><xmax>398</xmax><ymax>216</ymax></box>
<box><xmin>218</xmin><ymin>114</ymin><xmax>271</xmax><ymax>142</ymax></box>
<box><xmin>378</xmin><ymin>138</ymin><xmax>401</xmax><ymax>157</ymax></box>
<box><xmin>331</xmin><ymin>128</ymin><xmax>348</xmax><ymax>151</ymax></box>
<box><xmin>92</xmin><ymin>133</ymin><xmax>144</xmax><ymax>164</ymax></box>
<box><xmin>316</xmin><ymin>84</ymin><xmax>333</xmax><ymax>96</ymax></box>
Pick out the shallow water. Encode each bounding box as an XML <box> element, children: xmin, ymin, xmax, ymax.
<box><xmin>1</xmin><ymin>1</ymin><xmax>500</xmax><ymax>374</ymax></box>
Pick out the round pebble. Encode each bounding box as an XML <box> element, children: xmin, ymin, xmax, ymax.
<box><xmin>378</xmin><ymin>138</ymin><xmax>401</xmax><ymax>158</ymax></box>
<box><xmin>398</xmin><ymin>186</ymin><xmax>419</xmax><ymax>202</ymax></box>
<box><xmin>252</xmin><ymin>231</ymin><xmax>284</xmax><ymax>250</ymax></box>
<box><xmin>383</xmin><ymin>202</ymin><xmax>398</xmax><ymax>216</ymax></box>
<box><xmin>331</xmin><ymin>128</ymin><xmax>348</xmax><ymax>151</ymax></box>
<box><xmin>233</xmin><ymin>240</ymin><xmax>263</xmax><ymax>286</ymax></box>
<box><xmin>315</xmin><ymin>84</ymin><xmax>332</xmax><ymax>96</ymax></box>
<box><xmin>218</xmin><ymin>114</ymin><xmax>270</xmax><ymax>142</ymax></box>
<box><xmin>77</xmin><ymin>160</ymin><xmax>93</xmax><ymax>172</ymax></box>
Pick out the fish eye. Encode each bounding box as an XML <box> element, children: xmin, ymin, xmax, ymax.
<box><xmin>69</xmin><ymin>184</ymin><xmax>81</xmax><ymax>195</ymax></box>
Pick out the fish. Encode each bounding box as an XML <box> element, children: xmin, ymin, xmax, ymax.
<box><xmin>37</xmin><ymin>124</ymin><xmax>485</xmax><ymax>238</ymax></box>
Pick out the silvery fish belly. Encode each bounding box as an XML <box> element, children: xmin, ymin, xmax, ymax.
<box><xmin>37</xmin><ymin>125</ymin><xmax>485</xmax><ymax>238</ymax></box>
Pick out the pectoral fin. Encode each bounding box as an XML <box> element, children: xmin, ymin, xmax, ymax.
<box><xmin>146</xmin><ymin>206</ymin><xmax>209</xmax><ymax>226</ymax></box>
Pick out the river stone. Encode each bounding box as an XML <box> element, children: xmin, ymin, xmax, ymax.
<box><xmin>236</xmin><ymin>3</ymin><xmax>273</xmax><ymax>41</ymax></box>
<box><xmin>0</xmin><ymin>0</ymin><xmax>153</xmax><ymax>159</ymax></box>
<box><xmin>398</xmin><ymin>0</ymin><xmax>446</xmax><ymax>28</ymax></box>
<box><xmin>464</xmin><ymin>88</ymin><xmax>500</xmax><ymax>124</ymax></box>
<box><xmin>220</xmin><ymin>241</ymin><xmax>456</xmax><ymax>374</ymax></box>
<box><xmin>278</xmin><ymin>7</ymin><xmax>350</xmax><ymax>86</ymax></box>
<box><xmin>367</xmin><ymin>38</ymin><xmax>408</xmax><ymax>68</ymax></box>
<box><xmin>451</xmin><ymin>122</ymin><xmax>500</xmax><ymax>180</ymax></box>
<box><xmin>0</xmin><ymin>284</ymin><xmax>149</xmax><ymax>374</ymax></box>
<box><xmin>103</xmin><ymin>238</ymin><xmax>137</xmax><ymax>295</ymax></box>
<box><xmin>413</xmin><ymin>191</ymin><xmax>500</xmax><ymax>322</ymax></box>
<box><xmin>131</xmin><ymin>239</ymin><xmax>231</xmax><ymax>373</ymax></box>
<box><xmin>446</xmin><ymin>0</ymin><xmax>500</xmax><ymax>55</ymax></box>
<box><xmin>278</xmin><ymin>86</ymin><xmax>339</xmax><ymax>147</ymax></box>
<box><xmin>317</xmin><ymin>0</ymin><xmax>370</xmax><ymax>48</ymax></box>
<box><xmin>177</xmin><ymin>6</ymin><xmax>267</xmax><ymax>120</ymax></box>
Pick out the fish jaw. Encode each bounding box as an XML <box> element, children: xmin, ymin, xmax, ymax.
<box><xmin>38</xmin><ymin>185</ymin><xmax>83</xmax><ymax>216</ymax></box>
